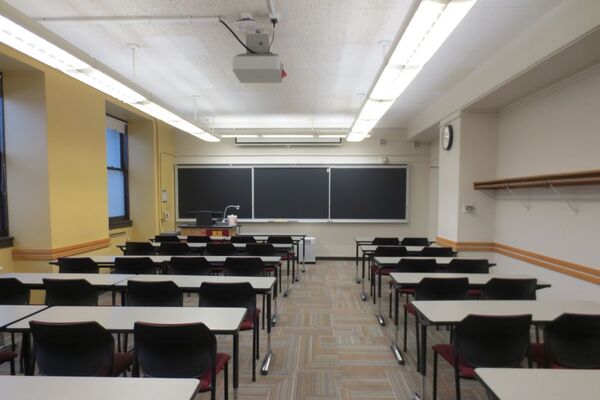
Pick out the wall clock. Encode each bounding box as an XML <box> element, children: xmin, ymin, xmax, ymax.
<box><xmin>441</xmin><ymin>124</ymin><xmax>454</xmax><ymax>150</ymax></box>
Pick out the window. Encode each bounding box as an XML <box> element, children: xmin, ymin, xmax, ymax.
<box><xmin>0</xmin><ymin>73</ymin><xmax>11</xmax><ymax>246</ymax></box>
<box><xmin>106</xmin><ymin>115</ymin><xmax>130</xmax><ymax>228</ymax></box>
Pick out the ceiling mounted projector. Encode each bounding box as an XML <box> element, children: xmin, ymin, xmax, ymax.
<box><xmin>233</xmin><ymin>52</ymin><xmax>283</xmax><ymax>83</ymax></box>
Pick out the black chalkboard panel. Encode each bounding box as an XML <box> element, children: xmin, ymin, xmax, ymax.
<box><xmin>254</xmin><ymin>167</ymin><xmax>329</xmax><ymax>219</ymax></box>
<box><xmin>177</xmin><ymin>167</ymin><xmax>252</xmax><ymax>218</ymax></box>
<box><xmin>330</xmin><ymin>167</ymin><xmax>407</xmax><ymax>220</ymax></box>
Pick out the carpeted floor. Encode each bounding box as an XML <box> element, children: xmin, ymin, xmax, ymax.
<box><xmin>0</xmin><ymin>260</ymin><xmax>491</xmax><ymax>399</ymax></box>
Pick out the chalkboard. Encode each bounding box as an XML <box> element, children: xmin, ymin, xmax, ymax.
<box><xmin>330</xmin><ymin>167</ymin><xmax>407</xmax><ymax>220</ymax></box>
<box><xmin>177</xmin><ymin>167</ymin><xmax>252</xmax><ymax>218</ymax></box>
<box><xmin>254</xmin><ymin>167</ymin><xmax>329</xmax><ymax>219</ymax></box>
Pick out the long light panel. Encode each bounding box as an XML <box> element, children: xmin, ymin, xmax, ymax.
<box><xmin>0</xmin><ymin>12</ymin><xmax>219</xmax><ymax>142</ymax></box>
<box><xmin>347</xmin><ymin>0</ymin><xmax>477</xmax><ymax>142</ymax></box>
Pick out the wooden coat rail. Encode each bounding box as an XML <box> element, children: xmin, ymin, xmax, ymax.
<box><xmin>474</xmin><ymin>169</ymin><xmax>600</xmax><ymax>190</ymax></box>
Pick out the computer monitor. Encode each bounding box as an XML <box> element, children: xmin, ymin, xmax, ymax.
<box><xmin>195</xmin><ymin>211</ymin><xmax>212</xmax><ymax>226</ymax></box>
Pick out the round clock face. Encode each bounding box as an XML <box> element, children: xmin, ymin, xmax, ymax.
<box><xmin>442</xmin><ymin>124</ymin><xmax>453</xmax><ymax>150</ymax></box>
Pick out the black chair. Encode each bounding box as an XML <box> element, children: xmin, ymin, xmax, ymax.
<box><xmin>169</xmin><ymin>257</ymin><xmax>213</xmax><ymax>275</ymax></box>
<box><xmin>186</xmin><ymin>236</ymin><xmax>212</xmax><ymax>243</ymax></box>
<box><xmin>0</xmin><ymin>350</ymin><xmax>17</xmax><ymax>375</ymax></box>
<box><xmin>158</xmin><ymin>242</ymin><xmax>191</xmax><ymax>255</ymax></box>
<box><xmin>114</xmin><ymin>257</ymin><xmax>158</xmax><ymax>275</ymax></box>
<box><xmin>447</xmin><ymin>259</ymin><xmax>491</xmax><ymax>273</ymax></box>
<box><xmin>401</xmin><ymin>237</ymin><xmax>430</xmax><ymax>246</ymax></box>
<box><xmin>203</xmin><ymin>243</ymin><xmax>236</xmax><ymax>256</ymax></box>
<box><xmin>231</xmin><ymin>235</ymin><xmax>257</xmax><ymax>244</ymax></box>
<box><xmin>403</xmin><ymin>278</ymin><xmax>469</xmax><ymax>354</ymax></box>
<box><xmin>57</xmin><ymin>257</ymin><xmax>99</xmax><ymax>274</ymax></box>
<box><xmin>481</xmin><ymin>278</ymin><xmax>538</xmax><ymax>300</ymax></box>
<box><xmin>124</xmin><ymin>241</ymin><xmax>156</xmax><ymax>255</ymax></box>
<box><xmin>419</xmin><ymin>247</ymin><xmax>454</xmax><ymax>257</ymax></box>
<box><xmin>134</xmin><ymin>322</ymin><xmax>229</xmax><ymax>400</ymax></box>
<box><xmin>372</xmin><ymin>237</ymin><xmax>400</xmax><ymax>246</ymax></box>
<box><xmin>29</xmin><ymin>321</ymin><xmax>132</xmax><ymax>377</ymax></box>
<box><xmin>43</xmin><ymin>278</ymin><xmax>98</xmax><ymax>306</ymax></box>
<box><xmin>370</xmin><ymin>246</ymin><xmax>407</xmax><ymax>297</ymax></box>
<box><xmin>432</xmin><ymin>314</ymin><xmax>532</xmax><ymax>400</ymax></box>
<box><xmin>245</xmin><ymin>243</ymin><xmax>277</xmax><ymax>256</ymax></box>
<box><xmin>388</xmin><ymin>258</ymin><xmax>437</xmax><ymax>316</ymax></box>
<box><xmin>223</xmin><ymin>257</ymin><xmax>266</xmax><ymax>277</ymax></box>
<box><xmin>199</xmin><ymin>282</ymin><xmax>259</xmax><ymax>382</ymax></box>
<box><xmin>0</xmin><ymin>278</ymin><xmax>30</xmax><ymax>305</ymax></box>
<box><xmin>126</xmin><ymin>281</ymin><xmax>183</xmax><ymax>307</ymax></box>
<box><xmin>154</xmin><ymin>235</ymin><xmax>181</xmax><ymax>243</ymax></box>
<box><xmin>531</xmin><ymin>313</ymin><xmax>600</xmax><ymax>369</ymax></box>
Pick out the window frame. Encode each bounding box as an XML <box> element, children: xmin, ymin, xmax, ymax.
<box><xmin>0</xmin><ymin>73</ymin><xmax>12</xmax><ymax>247</ymax></box>
<box><xmin>106</xmin><ymin>114</ymin><xmax>131</xmax><ymax>229</ymax></box>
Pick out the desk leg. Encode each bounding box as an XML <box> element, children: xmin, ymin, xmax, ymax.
<box><xmin>375</xmin><ymin>270</ymin><xmax>385</xmax><ymax>326</ymax></box>
<box><xmin>390</xmin><ymin>287</ymin><xmax>405</xmax><ymax>364</ymax></box>
<box><xmin>355</xmin><ymin>242</ymin><xmax>360</xmax><ymax>283</ymax></box>
<box><xmin>301</xmin><ymin>238</ymin><xmax>306</xmax><ymax>273</ymax></box>
<box><xmin>360</xmin><ymin>252</ymin><xmax>367</xmax><ymax>301</ymax></box>
<box><xmin>295</xmin><ymin>242</ymin><xmax>301</xmax><ymax>281</ymax></box>
<box><xmin>261</xmin><ymin>292</ymin><xmax>273</xmax><ymax>375</ymax></box>
<box><xmin>284</xmin><ymin>257</ymin><xmax>291</xmax><ymax>297</ymax></box>
<box><xmin>412</xmin><ymin>320</ymin><xmax>428</xmax><ymax>400</ymax></box>
<box><xmin>233</xmin><ymin>331</ymin><xmax>239</xmax><ymax>400</ymax></box>
<box><xmin>272</xmin><ymin>288</ymin><xmax>278</xmax><ymax>326</ymax></box>
<box><xmin>22</xmin><ymin>333</ymin><xmax>32</xmax><ymax>375</ymax></box>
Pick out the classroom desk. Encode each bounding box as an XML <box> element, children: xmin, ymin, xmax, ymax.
<box><xmin>387</xmin><ymin>273</ymin><xmax>550</xmax><ymax>365</ymax></box>
<box><xmin>409</xmin><ymin>300</ymin><xmax>600</xmax><ymax>400</ymax></box>
<box><xmin>0</xmin><ymin>305</ymin><xmax>47</xmax><ymax>329</ymax></box>
<box><xmin>179</xmin><ymin>223</ymin><xmax>237</xmax><ymax>237</ymax></box>
<box><xmin>7</xmin><ymin>306</ymin><xmax>246</xmax><ymax>399</ymax></box>
<box><xmin>84</xmin><ymin>255</ymin><xmax>282</xmax><ymax>267</ymax></box>
<box><xmin>0</xmin><ymin>376</ymin><xmax>201</xmax><ymax>400</ymax></box>
<box><xmin>115</xmin><ymin>274</ymin><xmax>277</xmax><ymax>376</ymax></box>
<box><xmin>474</xmin><ymin>368</ymin><xmax>600</xmax><ymax>400</ymax></box>
<box><xmin>2</xmin><ymin>272</ymin><xmax>133</xmax><ymax>290</ymax></box>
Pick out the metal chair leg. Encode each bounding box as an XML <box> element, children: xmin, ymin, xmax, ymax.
<box><xmin>433</xmin><ymin>351</ymin><xmax>438</xmax><ymax>400</ymax></box>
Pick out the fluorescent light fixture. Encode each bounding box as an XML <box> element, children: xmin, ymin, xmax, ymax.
<box><xmin>220</xmin><ymin>134</ymin><xmax>259</xmax><ymax>138</ymax></box>
<box><xmin>349</xmin><ymin>0</ymin><xmax>477</xmax><ymax>141</ymax></box>
<box><xmin>318</xmin><ymin>134</ymin><xmax>347</xmax><ymax>138</ymax></box>
<box><xmin>0</xmin><ymin>12</ymin><xmax>219</xmax><ymax>142</ymax></box>
<box><xmin>262</xmin><ymin>134</ymin><xmax>315</xmax><ymax>138</ymax></box>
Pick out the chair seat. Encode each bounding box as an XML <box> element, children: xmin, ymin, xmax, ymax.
<box><xmin>111</xmin><ymin>352</ymin><xmax>134</xmax><ymax>376</ymax></box>
<box><xmin>0</xmin><ymin>350</ymin><xmax>17</xmax><ymax>364</ymax></box>
<box><xmin>240</xmin><ymin>309</ymin><xmax>261</xmax><ymax>331</ymax></box>
<box><xmin>467</xmin><ymin>289</ymin><xmax>481</xmax><ymax>297</ymax></box>
<box><xmin>198</xmin><ymin>353</ymin><xmax>230</xmax><ymax>392</ymax></box>
<box><xmin>403</xmin><ymin>302</ymin><xmax>416</xmax><ymax>315</ymax></box>
<box><xmin>529</xmin><ymin>343</ymin><xmax>566</xmax><ymax>369</ymax></box>
<box><xmin>432</xmin><ymin>344</ymin><xmax>475</xmax><ymax>379</ymax></box>
<box><xmin>371</xmin><ymin>265</ymin><xmax>393</xmax><ymax>275</ymax></box>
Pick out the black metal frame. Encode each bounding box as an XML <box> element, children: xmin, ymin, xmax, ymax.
<box><xmin>107</xmin><ymin>114</ymin><xmax>131</xmax><ymax>229</ymax></box>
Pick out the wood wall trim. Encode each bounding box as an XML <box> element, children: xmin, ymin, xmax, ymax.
<box><xmin>12</xmin><ymin>238</ymin><xmax>111</xmax><ymax>260</ymax></box>
<box><xmin>436</xmin><ymin>236</ymin><xmax>599</xmax><ymax>285</ymax></box>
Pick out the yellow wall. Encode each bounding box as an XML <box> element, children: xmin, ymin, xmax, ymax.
<box><xmin>157</xmin><ymin>122</ymin><xmax>177</xmax><ymax>233</ymax></box>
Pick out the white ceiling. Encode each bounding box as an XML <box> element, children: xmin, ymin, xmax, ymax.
<box><xmin>5</xmin><ymin>0</ymin><xmax>561</xmax><ymax>133</ymax></box>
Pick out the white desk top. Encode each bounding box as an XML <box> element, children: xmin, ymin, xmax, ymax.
<box><xmin>174</xmin><ymin>234</ymin><xmax>306</xmax><ymax>240</ymax></box>
<box><xmin>412</xmin><ymin>300</ymin><xmax>600</xmax><ymax>325</ymax></box>
<box><xmin>355</xmin><ymin>237</ymin><xmax>402</xmax><ymax>242</ymax></box>
<box><xmin>0</xmin><ymin>305</ymin><xmax>47</xmax><ymax>329</ymax></box>
<box><xmin>3</xmin><ymin>272</ymin><xmax>133</xmax><ymax>287</ymax></box>
<box><xmin>360</xmin><ymin>245</ymin><xmax>425</xmax><ymax>252</ymax></box>
<box><xmin>390</xmin><ymin>272</ymin><xmax>548</xmax><ymax>287</ymax></box>
<box><xmin>88</xmin><ymin>255</ymin><xmax>282</xmax><ymax>264</ymax></box>
<box><xmin>375</xmin><ymin>256</ymin><xmax>457</xmax><ymax>264</ymax></box>
<box><xmin>7</xmin><ymin>306</ymin><xmax>247</xmax><ymax>333</ymax></box>
<box><xmin>475</xmin><ymin>368</ymin><xmax>600</xmax><ymax>400</ymax></box>
<box><xmin>0</xmin><ymin>376</ymin><xmax>199</xmax><ymax>400</ymax></box>
<box><xmin>115</xmin><ymin>274</ymin><xmax>276</xmax><ymax>291</ymax></box>
<box><xmin>151</xmin><ymin>242</ymin><xmax>292</xmax><ymax>249</ymax></box>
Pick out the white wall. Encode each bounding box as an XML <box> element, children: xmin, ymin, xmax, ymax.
<box><xmin>428</xmin><ymin>137</ymin><xmax>439</xmax><ymax>240</ymax></box>
<box><xmin>172</xmin><ymin>128</ymin><xmax>431</xmax><ymax>256</ymax></box>
<box><xmin>437</xmin><ymin>115</ymin><xmax>461</xmax><ymax>240</ymax></box>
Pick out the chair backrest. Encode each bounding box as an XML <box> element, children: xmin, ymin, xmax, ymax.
<box><xmin>245</xmin><ymin>243</ymin><xmax>277</xmax><ymax>256</ymax></box>
<box><xmin>134</xmin><ymin>322</ymin><xmax>215</xmax><ymax>378</ymax></box>
<box><xmin>401</xmin><ymin>237</ymin><xmax>430</xmax><ymax>246</ymax></box>
<box><xmin>158</xmin><ymin>242</ymin><xmax>190</xmax><ymax>255</ymax></box>
<box><xmin>114</xmin><ymin>257</ymin><xmax>158</xmax><ymax>275</ymax></box>
<box><xmin>481</xmin><ymin>278</ymin><xmax>538</xmax><ymax>300</ymax></box>
<box><xmin>126</xmin><ymin>280</ymin><xmax>183</xmax><ymax>307</ymax></box>
<box><xmin>57</xmin><ymin>257</ymin><xmax>99</xmax><ymax>274</ymax></box>
<box><xmin>0</xmin><ymin>278</ymin><xmax>30</xmax><ymax>305</ymax></box>
<box><xmin>168</xmin><ymin>257</ymin><xmax>212</xmax><ymax>275</ymax></box>
<box><xmin>455</xmin><ymin>314</ymin><xmax>532</xmax><ymax>368</ymax></box>
<box><xmin>231</xmin><ymin>235</ymin><xmax>257</xmax><ymax>244</ymax></box>
<box><xmin>223</xmin><ymin>257</ymin><xmax>265</xmax><ymax>277</ymax></box>
<box><xmin>198</xmin><ymin>282</ymin><xmax>256</xmax><ymax>319</ymax></box>
<box><xmin>204</xmin><ymin>242</ymin><xmax>236</xmax><ymax>256</ymax></box>
<box><xmin>395</xmin><ymin>258</ymin><xmax>437</xmax><ymax>273</ymax></box>
<box><xmin>30</xmin><ymin>321</ymin><xmax>115</xmax><ymax>376</ymax></box>
<box><xmin>543</xmin><ymin>313</ymin><xmax>600</xmax><ymax>368</ymax></box>
<box><xmin>124</xmin><ymin>241</ymin><xmax>156</xmax><ymax>255</ymax></box>
<box><xmin>372</xmin><ymin>237</ymin><xmax>399</xmax><ymax>245</ymax></box>
<box><xmin>186</xmin><ymin>235</ymin><xmax>212</xmax><ymax>243</ymax></box>
<box><xmin>267</xmin><ymin>236</ymin><xmax>293</xmax><ymax>244</ymax></box>
<box><xmin>447</xmin><ymin>259</ymin><xmax>491</xmax><ymax>274</ymax></box>
<box><xmin>419</xmin><ymin>247</ymin><xmax>454</xmax><ymax>257</ymax></box>
<box><xmin>415</xmin><ymin>277</ymin><xmax>469</xmax><ymax>301</ymax></box>
<box><xmin>154</xmin><ymin>235</ymin><xmax>181</xmax><ymax>243</ymax></box>
<box><xmin>373</xmin><ymin>246</ymin><xmax>407</xmax><ymax>257</ymax></box>
<box><xmin>43</xmin><ymin>278</ymin><xmax>98</xmax><ymax>306</ymax></box>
